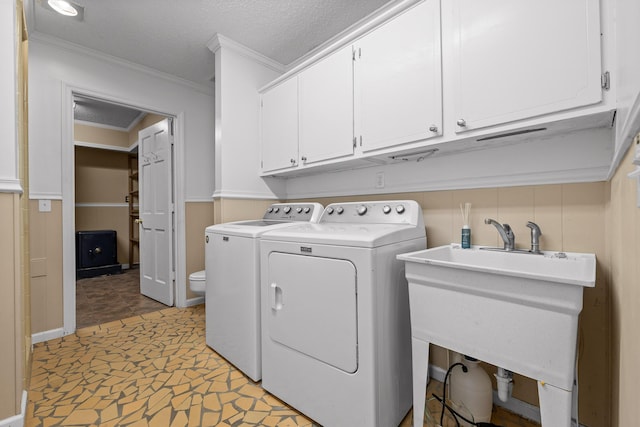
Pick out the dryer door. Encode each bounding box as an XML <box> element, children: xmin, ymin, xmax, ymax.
<box><xmin>267</xmin><ymin>252</ymin><xmax>358</xmax><ymax>373</ymax></box>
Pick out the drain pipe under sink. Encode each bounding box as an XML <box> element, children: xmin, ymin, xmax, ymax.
<box><xmin>495</xmin><ymin>367</ymin><xmax>513</xmax><ymax>402</ymax></box>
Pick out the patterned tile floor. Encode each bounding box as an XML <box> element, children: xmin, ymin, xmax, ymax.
<box><xmin>26</xmin><ymin>306</ymin><xmax>540</xmax><ymax>427</ymax></box>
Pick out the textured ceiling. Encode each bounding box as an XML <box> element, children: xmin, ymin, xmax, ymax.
<box><xmin>28</xmin><ymin>0</ymin><xmax>393</xmax><ymax>88</ymax></box>
<box><xmin>74</xmin><ymin>96</ymin><xmax>145</xmax><ymax>129</ymax></box>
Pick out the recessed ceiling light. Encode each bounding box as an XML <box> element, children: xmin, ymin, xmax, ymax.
<box><xmin>48</xmin><ymin>0</ymin><xmax>78</xmax><ymax>16</ymax></box>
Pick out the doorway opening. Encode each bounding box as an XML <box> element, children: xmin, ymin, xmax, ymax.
<box><xmin>72</xmin><ymin>94</ymin><xmax>174</xmax><ymax>329</ymax></box>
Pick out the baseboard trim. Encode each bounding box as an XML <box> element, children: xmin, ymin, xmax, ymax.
<box><xmin>185</xmin><ymin>296</ymin><xmax>204</xmax><ymax>307</ymax></box>
<box><xmin>0</xmin><ymin>390</ymin><xmax>27</xmax><ymax>427</ymax></box>
<box><xmin>32</xmin><ymin>327</ymin><xmax>64</xmax><ymax>344</ymax></box>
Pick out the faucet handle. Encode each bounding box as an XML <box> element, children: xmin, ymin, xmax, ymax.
<box><xmin>526</xmin><ymin>221</ymin><xmax>542</xmax><ymax>253</ymax></box>
<box><xmin>526</xmin><ymin>221</ymin><xmax>542</xmax><ymax>234</ymax></box>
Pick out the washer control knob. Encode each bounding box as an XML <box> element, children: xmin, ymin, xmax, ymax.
<box><xmin>396</xmin><ymin>205</ymin><xmax>405</xmax><ymax>214</ymax></box>
<box><xmin>296</xmin><ymin>207</ymin><xmax>303</xmax><ymax>213</ymax></box>
<box><xmin>303</xmin><ymin>207</ymin><xmax>311</xmax><ymax>214</ymax></box>
<box><xmin>283</xmin><ymin>206</ymin><xmax>292</xmax><ymax>214</ymax></box>
<box><xmin>336</xmin><ymin>207</ymin><xmax>344</xmax><ymax>215</ymax></box>
<box><xmin>273</xmin><ymin>207</ymin><xmax>280</xmax><ymax>213</ymax></box>
<box><xmin>357</xmin><ymin>205</ymin><xmax>368</xmax><ymax>216</ymax></box>
<box><xmin>382</xmin><ymin>205</ymin><xmax>392</xmax><ymax>214</ymax></box>
<box><xmin>326</xmin><ymin>207</ymin><xmax>334</xmax><ymax>215</ymax></box>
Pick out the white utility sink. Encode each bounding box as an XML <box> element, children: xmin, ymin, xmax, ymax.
<box><xmin>398</xmin><ymin>244</ymin><xmax>596</xmax><ymax>427</ymax></box>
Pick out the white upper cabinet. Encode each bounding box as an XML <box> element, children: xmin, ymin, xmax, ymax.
<box><xmin>447</xmin><ymin>0</ymin><xmax>603</xmax><ymax>133</ymax></box>
<box><xmin>299</xmin><ymin>45</ymin><xmax>355</xmax><ymax>165</ymax></box>
<box><xmin>261</xmin><ymin>77</ymin><xmax>299</xmax><ymax>173</ymax></box>
<box><xmin>355</xmin><ymin>0</ymin><xmax>442</xmax><ymax>153</ymax></box>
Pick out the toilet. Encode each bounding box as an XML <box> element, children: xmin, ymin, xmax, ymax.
<box><xmin>189</xmin><ymin>270</ymin><xmax>206</xmax><ymax>295</ymax></box>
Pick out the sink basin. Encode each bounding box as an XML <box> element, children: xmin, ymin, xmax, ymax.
<box><xmin>398</xmin><ymin>244</ymin><xmax>596</xmax><ymax>427</ymax></box>
<box><xmin>402</xmin><ymin>244</ymin><xmax>596</xmax><ymax>286</ymax></box>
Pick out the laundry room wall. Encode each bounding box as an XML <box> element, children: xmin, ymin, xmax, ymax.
<box><xmin>294</xmin><ymin>179</ymin><xmax>610</xmax><ymax>427</ymax></box>
<box><xmin>28</xmin><ymin>36</ymin><xmax>215</xmax><ymax>333</ymax></box>
<box><xmin>606</xmin><ymin>139</ymin><xmax>640</xmax><ymax>427</ymax></box>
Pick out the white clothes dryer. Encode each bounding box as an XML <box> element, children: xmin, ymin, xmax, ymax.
<box><xmin>205</xmin><ymin>202</ymin><xmax>323</xmax><ymax>381</ymax></box>
<box><xmin>259</xmin><ymin>200</ymin><xmax>426</xmax><ymax>427</ymax></box>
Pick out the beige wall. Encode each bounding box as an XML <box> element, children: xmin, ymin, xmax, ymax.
<box><xmin>29</xmin><ymin>200</ymin><xmax>63</xmax><ymax>334</ymax></box>
<box><xmin>0</xmin><ymin>193</ymin><xmax>20</xmax><ymax>418</ymax></box>
<box><xmin>74</xmin><ymin>146</ymin><xmax>130</xmax><ymax>265</ymax></box>
<box><xmin>74</xmin><ymin>123</ymin><xmax>129</xmax><ymax>149</ymax></box>
<box><xmin>128</xmin><ymin>113</ymin><xmax>167</xmax><ymax>146</ymax></box>
<box><xmin>607</xmin><ymin>140</ymin><xmax>640</xmax><ymax>427</ymax></box>
<box><xmin>185</xmin><ymin>202</ymin><xmax>215</xmax><ymax>300</ymax></box>
<box><xmin>214</xmin><ymin>198</ymin><xmax>277</xmax><ymax>224</ymax></box>
<box><xmin>304</xmin><ymin>182</ymin><xmax>609</xmax><ymax>426</ymax></box>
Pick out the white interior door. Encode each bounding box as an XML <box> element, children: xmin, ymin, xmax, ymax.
<box><xmin>139</xmin><ymin>118</ymin><xmax>174</xmax><ymax>306</ymax></box>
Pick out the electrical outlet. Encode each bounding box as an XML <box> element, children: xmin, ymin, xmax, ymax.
<box><xmin>375</xmin><ymin>172</ymin><xmax>385</xmax><ymax>189</ymax></box>
<box><xmin>38</xmin><ymin>199</ymin><xmax>51</xmax><ymax>212</ymax></box>
<box><xmin>125</xmin><ymin>195</ymin><xmax>130</xmax><ymax>203</ymax></box>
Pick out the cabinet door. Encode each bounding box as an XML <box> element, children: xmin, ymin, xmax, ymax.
<box><xmin>299</xmin><ymin>45</ymin><xmax>354</xmax><ymax>164</ymax></box>
<box><xmin>449</xmin><ymin>0</ymin><xmax>602</xmax><ymax>133</ymax></box>
<box><xmin>356</xmin><ymin>0</ymin><xmax>442</xmax><ymax>152</ymax></box>
<box><xmin>261</xmin><ymin>77</ymin><xmax>299</xmax><ymax>173</ymax></box>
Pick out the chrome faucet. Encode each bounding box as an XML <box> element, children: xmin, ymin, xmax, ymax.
<box><xmin>484</xmin><ymin>218</ymin><xmax>515</xmax><ymax>251</ymax></box>
<box><xmin>526</xmin><ymin>221</ymin><xmax>542</xmax><ymax>254</ymax></box>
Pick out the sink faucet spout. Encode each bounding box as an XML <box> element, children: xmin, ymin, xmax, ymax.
<box><xmin>484</xmin><ymin>218</ymin><xmax>515</xmax><ymax>251</ymax></box>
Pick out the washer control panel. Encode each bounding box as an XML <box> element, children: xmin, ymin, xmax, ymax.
<box><xmin>263</xmin><ymin>203</ymin><xmax>323</xmax><ymax>222</ymax></box>
<box><xmin>320</xmin><ymin>201</ymin><xmax>420</xmax><ymax>225</ymax></box>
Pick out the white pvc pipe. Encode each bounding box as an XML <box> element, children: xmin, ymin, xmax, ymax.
<box><xmin>495</xmin><ymin>367</ymin><xmax>513</xmax><ymax>402</ymax></box>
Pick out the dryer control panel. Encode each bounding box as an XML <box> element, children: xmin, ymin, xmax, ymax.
<box><xmin>262</xmin><ymin>203</ymin><xmax>323</xmax><ymax>222</ymax></box>
<box><xmin>320</xmin><ymin>200</ymin><xmax>421</xmax><ymax>226</ymax></box>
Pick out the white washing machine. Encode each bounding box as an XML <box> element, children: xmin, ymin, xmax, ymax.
<box><xmin>260</xmin><ymin>200</ymin><xmax>426</xmax><ymax>427</ymax></box>
<box><xmin>205</xmin><ymin>202</ymin><xmax>323</xmax><ymax>381</ymax></box>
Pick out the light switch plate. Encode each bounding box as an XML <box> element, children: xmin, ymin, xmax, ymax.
<box><xmin>38</xmin><ymin>199</ymin><xmax>51</xmax><ymax>212</ymax></box>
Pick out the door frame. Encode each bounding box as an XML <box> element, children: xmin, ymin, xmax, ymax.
<box><xmin>61</xmin><ymin>83</ymin><xmax>187</xmax><ymax>335</ymax></box>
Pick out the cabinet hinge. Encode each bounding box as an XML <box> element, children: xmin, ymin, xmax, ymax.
<box><xmin>352</xmin><ymin>47</ymin><xmax>361</xmax><ymax>61</ymax></box>
<box><xmin>601</xmin><ymin>71</ymin><xmax>610</xmax><ymax>90</ymax></box>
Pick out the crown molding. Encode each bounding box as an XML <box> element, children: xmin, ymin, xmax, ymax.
<box><xmin>30</xmin><ymin>32</ymin><xmax>215</xmax><ymax>96</ymax></box>
<box><xmin>206</xmin><ymin>33</ymin><xmax>286</xmax><ymax>74</ymax></box>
